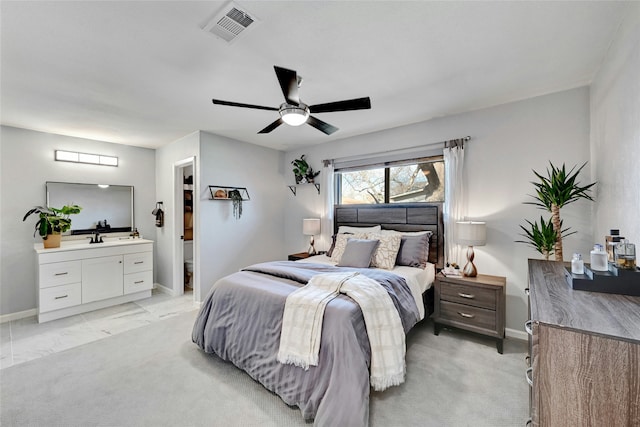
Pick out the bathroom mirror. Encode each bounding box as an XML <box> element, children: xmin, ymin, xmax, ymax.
<box><xmin>46</xmin><ymin>181</ymin><xmax>134</xmax><ymax>235</ymax></box>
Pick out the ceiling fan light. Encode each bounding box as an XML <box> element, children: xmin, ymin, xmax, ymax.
<box><xmin>279</xmin><ymin>104</ymin><xmax>309</xmax><ymax>126</ymax></box>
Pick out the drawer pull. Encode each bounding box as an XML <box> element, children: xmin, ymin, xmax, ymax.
<box><xmin>134</xmin><ymin>280</ymin><xmax>144</xmax><ymax>284</ymax></box>
<box><xmin>457</xmin><ymin>311</ymin><xmax>475</xmax><ymax>319</ymax></box>
<box><xmin>526</xmin><ymin>419</ymin><xmax>532</xmax><ymax>426</ymax></box>
<box><xmin>457</xmin><ymin>292</ymin><xmax>475</xmax><ymax>299</ymax></box>
<box><xmin>524</xmin><ymin>287</ymin><xmax>530</xmax><ymax>296</ymax></box>
<box><xmin>525</xmin><ymin>320</ymin><xmax>533</xmax><ymax>335</ymax></box>
<box><xmin>525</xmin><ymin>355</ymin><xmax>530</xmax><ymax>366</ymax></box>
<box><xmin>526</xmin><ymin>367</ymin><xmax>533</xmax><ymax>387</ymax></box>
<box><xmin>54</xmin><ymin>272</ymin><xmax>68</xmax><ymax>276</ymax></box>
<box><xmin>134</xmin><ymin>261</ymin><xmax>144</xmax><ymax>264</ymax></box>
<box><xmin>54</xmin><ymin>294</ymin><xmax>69</xmax><ymax>300</ymax></box>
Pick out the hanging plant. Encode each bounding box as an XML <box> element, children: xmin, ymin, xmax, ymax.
<box><xmin>524</xmin><ymin>162</ymin><xmax>596</xmax><ymax>261</ymax></box>
<box><xmin>228</xmin><ymin>189</ymin><xmax>243</xmax><ymax>219</ymax></box>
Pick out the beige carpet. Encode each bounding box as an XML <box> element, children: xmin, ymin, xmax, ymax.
<box><xmin>0</xmin><ymin>310</ymin><xmax>528</xmax><ymax>426</ymax></box>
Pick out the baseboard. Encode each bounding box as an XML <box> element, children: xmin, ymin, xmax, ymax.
<box><xmin>154</xmin><ymin>283</ymin><xmax>178</xmax><ymax>296</ymax></box>
<box><xmin>0</xmin><ymin>308</ymin><xmax>37</xmax><ymax>324</ymax></box>
<box><xmin>505</xmin><ymin>327</ymin><xmax>528</xmax><ymax>341</ymax></box>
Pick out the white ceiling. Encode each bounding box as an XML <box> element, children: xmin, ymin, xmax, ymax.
<box><xmin>0</xmin><ymin>1</ymin><xmax>630</xmax><ymax>151</ymax></box>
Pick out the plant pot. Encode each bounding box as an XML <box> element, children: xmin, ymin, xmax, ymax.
<box><xmin>295</xmin><ymin>175</ymin><xmax>305</xmax><ymax>184</ymax></box>
<box><xmin>43</xmin><ymin>233</ymin><xmax>61</xmax><ymax>249</ymax></box>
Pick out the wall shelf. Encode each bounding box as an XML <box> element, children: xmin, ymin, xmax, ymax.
<box><xmin>288</xmin><ymin>183</ymin><xmax>320</xmax><ymax>196</ymax></box>
<box><xmin>208</xmin><ymin>185</ymin><xmax>250</xmax><ymax>201</ymax></box>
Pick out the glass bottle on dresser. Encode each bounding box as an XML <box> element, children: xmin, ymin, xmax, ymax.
<box><xmin>571</xmin><ymin>253</ymin><xmax>584</xmax><ymax>275</ymax></box>
<box><xmin>590</xmin><ymin>244</ymin><xmax>608</xmax><ymax>271</ymax></box>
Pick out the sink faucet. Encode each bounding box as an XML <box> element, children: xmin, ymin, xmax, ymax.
<box><xmin>89</xmin><ymin>232</ymin><xmax>103</xmax><ymax>244</ymax></box>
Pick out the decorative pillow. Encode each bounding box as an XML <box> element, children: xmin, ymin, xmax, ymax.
<box><xmin>331</xmin><ymin>232</ymin><xmax>368</xmax><ymax>263</ymax></box>
<box><xmin>337</xmin><ymin>238</ymin><xmax>380</xmax><ymax>268</ymax></box>
<box><xmin>326</xmin><ymin>234</ymin><xmax>337</xmax><ymax>257</ymax></box>
<box><xmin>368</xmin><ymin>232</ymin><xmax>402</xmax><ymax>270</ymax></box>
<box><xmin>396</xmin><ymin>232</ymin><xmax>432</xmax><ymax>268</ymax></box>
<box><xmin>337</xmin><ymin>225</ymin><xmax>381</xmax><ymax>234</ymax></box>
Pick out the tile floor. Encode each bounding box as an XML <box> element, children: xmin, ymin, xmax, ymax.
<box><xmin>0</xmin><ymin>290</ymin><xmax>199</xmax><ymax>370</ymax></box>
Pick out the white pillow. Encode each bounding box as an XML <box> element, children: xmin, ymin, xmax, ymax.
<box><xmin>331</xmin><ymin>232</ymin><xmax>368</xmax><ymax>263</ymax></box>
<box><xmin>368</xmin><ymin>232</ymin><xmax>402</xmax><ymax>270</ymax></box>
<box><xmin>337</xmin><ymin>225</ymin><xmax>381</xmax><ymax>234</ymax></box>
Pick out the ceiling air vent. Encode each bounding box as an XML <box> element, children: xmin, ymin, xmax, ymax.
<box><xmin>202</xmin><ymin>3</ymin><xmax>259</xmax><ymax>43</ymax></box>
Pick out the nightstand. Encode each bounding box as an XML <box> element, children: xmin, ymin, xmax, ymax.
<box><xmin>288</xmin><ymin>252</ymin><xmax>311</xmax><ymax>261</ymax></box>
<box><xmin>433</xmin><ymin>272</ymin><xmax>506</xmax><ymax>353</ymax></box>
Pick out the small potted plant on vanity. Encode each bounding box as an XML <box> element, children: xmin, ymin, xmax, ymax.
<box><xmin>23</xmin><ymin>205</ymin><xmax>82</xmax><ymax>248</ymax></box>
<box><xmin>291</xmin><ymin>154</ymin><xmax>320</xmax><ymax>184</ymax></box>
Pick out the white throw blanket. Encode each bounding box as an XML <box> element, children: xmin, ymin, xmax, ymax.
<box><xmin>277</xmin><ymin>272</ymin><xmax>406</xmax><ymax>391</ymax></box>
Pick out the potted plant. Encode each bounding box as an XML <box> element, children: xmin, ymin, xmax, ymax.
<box><xmin>228</xmin><ymin>190</ymin><xmax>243</xmax><ymax>220</ymax></box>
<box><xmin>525</xmin><ymin>162</ymin><xmax>596</xmax><ymax>261</ymax></box>
<box><xmin>23</xmin><ymin>205</ymin><xmax>82</xmax><ymax>248</ymax></box>
<box><xmin>291</xmin><ymin>155</ymin><xmax>320</xmax><ymax>184</ymax></box>
<box><xmin>516</xmin><ymin>216</ymin><xmax>571</xmax><ymax>261</ymax></box>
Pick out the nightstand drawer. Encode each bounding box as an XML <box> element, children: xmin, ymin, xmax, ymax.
<box><xmin>440</xmin><ymin>281</ymin><xmax>497</xmax><ymax>310</ymax></box>
<box><xmin>440</xmin><ymin>300</ymin><xmax>496</xmax><ymax>331</ymax></box>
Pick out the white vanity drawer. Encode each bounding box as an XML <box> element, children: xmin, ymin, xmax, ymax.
<box><xmin>124</xmin><ymin>271</ymin><xmax>153</xmax><ymax>294</ymax></box>
<box><xmin>124</xmin><ymin>252</ymin><xmax>153</xmax><ymax>274</ymax></box>
<box><xmin>39</xmin><ymin>261</ymin><xmax>82</xmax><ymax>289</ymax></box>
<box><xmin>39</xmin><ymin>282</ymin><xmax>81</xmax><ymax>313</ymax></box>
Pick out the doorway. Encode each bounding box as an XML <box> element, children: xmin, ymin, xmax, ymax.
<box><xmin>173</xmin><ymin>157</ymin><xmax>198</xmax><ymax>301</ymax></box>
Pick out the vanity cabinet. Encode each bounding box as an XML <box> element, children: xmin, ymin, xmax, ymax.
<box><xmin>35</xmin><ymin>240</ymin><xmax>154</xmax><ymax>323</ymax></box>
<box><xmin>527</xmin><ymin>259</ymin><xmax>640</xmax><ymax>426</ymax></box>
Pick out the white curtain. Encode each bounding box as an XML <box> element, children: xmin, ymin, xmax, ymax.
<box><xmin>443</xmin><ymin>143</ymin><xmax>465</xmax><ymax>265</ymax></box>
<box><xmin>321</xmin><ymin>161</ymin><xmax>335</xmax><ymax>251</ymax></box>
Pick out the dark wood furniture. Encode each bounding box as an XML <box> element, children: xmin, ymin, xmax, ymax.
<box><xmin>527</xmin><ymin>259</ymin><xmax>640</xmax><ymax>426</ymax></box>
<box><xmin>288</xmin><ymin>252</ymin><xmax>311</xmax><ymax>261</ymax></box>
<box><xmin>433</xmin><ymin>272</ymin><xmax>506</xmax><ymax>353</ymax></box>
<box><xmin>334</xmin><ymin>203</ymin><xmax>444</xmax><ymax>318</ymax></box>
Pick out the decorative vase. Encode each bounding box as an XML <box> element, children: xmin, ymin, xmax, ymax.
<box><xmin>43</xmin><ymin>233</ymin><xmax>61</xmax><ymax>249</ymax></box>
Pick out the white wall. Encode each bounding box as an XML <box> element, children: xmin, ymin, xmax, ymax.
<box><xmin>591</xmin><ymin>2</ymin><xmax>640</xmax><ymax>247</ymax></box>
<box><xmin>0</xmin><ymin>126</ymin><xmax>156</xmax><ymax>315</ymax></box>
<box><xmin>284</xmin><ymin>87</ymin><xmax>593</xmax><ymax>333</ymax></box>
<box><xmin>198</xmin><ymin>131</ymin><xmax>286</xmax><ymax>298</ymax></box>
<box><xmin>154</xmin><ymin>131</ymin><xmax>199</xmax><ymax>292</ymax></box>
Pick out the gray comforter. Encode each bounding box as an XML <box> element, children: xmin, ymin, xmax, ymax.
<box><xmin>192</xmin><ymin>261</ymin><xmax>420</xmax><ymax>427</ymax></box>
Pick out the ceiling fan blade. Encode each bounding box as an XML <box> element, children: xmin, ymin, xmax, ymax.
<box><xmin>309</xmin><ymin>97</ymin><xmax>371</xmax><ymax>114</ymax></box>
<box><xmin>307</xmin><ymin>116</ymin><xmax>339</xmax><ymax>135</ymax></box>
<box><xmin>274</xmin><ymin>66</ymin><xmax>300</xmax><ymax>106</ymax></box>
<box><xmin>212</xmin><ymin>99</ymin><xmax>278</xmax><ymax>111</ymax></box>
<box><xmin>258</xmin><ymin>118</ymin><xmax>284</xmax><ymax>134</ymax></box>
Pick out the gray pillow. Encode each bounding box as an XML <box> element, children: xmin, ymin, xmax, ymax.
<box><xmin>337</xmin><ymin>238</ymin><xmax>380</xmax><ymax>268</ymax></box>
<box><xmin>395</xmin><ymin>232</ymin><xmax>431</xmax><ymax>268</ymax></box>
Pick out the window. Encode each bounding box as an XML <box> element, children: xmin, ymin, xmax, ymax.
<box><xmin>335</xmin><ymin>156</ymin><xmax>444</xmax><ymax>204</ymax></box>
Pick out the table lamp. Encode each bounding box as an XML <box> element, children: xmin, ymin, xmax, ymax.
<box><xmin>456</xmin><ymin>221</ymin><xmax>487</xmax><ymax>277</ymax></box>
<box><xmin>303</xmin><ymin>218</ymin><xmax>321</xmax><ymax>255</ymax></box>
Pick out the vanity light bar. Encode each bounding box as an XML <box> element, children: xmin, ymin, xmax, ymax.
<box><xmin>55</xmin><ymin>150</ymin><xmax>118</xmax><ymax>167</ymax></box>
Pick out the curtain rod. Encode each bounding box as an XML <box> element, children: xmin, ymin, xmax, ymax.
<box><xmin>323</xmin><ymin>135</ymin><xmax>471</xmax><ymax>166</ymax></box>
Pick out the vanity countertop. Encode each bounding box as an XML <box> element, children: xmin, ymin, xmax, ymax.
<box><xmin>34</xmin><ymin>238</ymin><xmax>153</xmax><ymax>254</ymax></box>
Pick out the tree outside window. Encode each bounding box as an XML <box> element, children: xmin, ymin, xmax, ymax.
<box><xmin>336</xmin><ymin>158</ymin><xmax>444</xmax><ymax>204</ymax></box>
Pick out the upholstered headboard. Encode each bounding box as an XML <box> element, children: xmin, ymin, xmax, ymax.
<box><xmin>334</xmin><ymin>203</ymin><xmax>444</xmax><ymax>269</ymax></box>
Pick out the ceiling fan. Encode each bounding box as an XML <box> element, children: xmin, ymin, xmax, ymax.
<box><xmin>212</xmin><ymin>66</ymin><xmax>371</xmax><ymax>135</ymax></box>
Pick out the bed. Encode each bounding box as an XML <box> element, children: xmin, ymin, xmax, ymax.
<box><xmin>192</xmin><ymin>203</ymin><xmax>444</xmax><ymax>426</ymax></box>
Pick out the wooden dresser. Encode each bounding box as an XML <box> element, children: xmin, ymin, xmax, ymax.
<box><xmin>527</xmin><ymin>259</ymin><xmax>640</xmax><ymax>426</ymax></box>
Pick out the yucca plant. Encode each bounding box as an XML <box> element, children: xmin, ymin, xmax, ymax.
<box><xmin>525</xmin><ymin>162</ymin><xmax>596</xmax><ymax>261</ymax></box>
<box><xmin>516</xmin><ymin>216</ymin><xmax>574</xmax><ymax>260</ymax></box>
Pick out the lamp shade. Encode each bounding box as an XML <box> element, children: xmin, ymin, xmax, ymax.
<box><xmin>456</xmin><ymin>221</ymin><xmax>486</xmax><ymax>246</ymax></box>
<box><xmin>303</xmin><ymin>218</ymin><xmax>321</xmax><ymax>236</ymax></box>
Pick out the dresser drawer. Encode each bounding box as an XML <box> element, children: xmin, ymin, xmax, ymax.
<box><xmin>39</xmin><ymin>261</ymin><xmax>82</xmax><ymax>289</ymax></box>
<box><xmin>439</xmin><ymin>280</ymin><xmax>497</xmax><ymax>310</ymax></box>
<box><xmin>39</xmin><ymin>282</ymin><xmax>81</xmax><ymax>313</ymax></box>
<box><xmin>124</xmin><ymin>270</ymin><xmax>153</xmax><ymax>294</ymax></box>
<box><xmin>439</xmin><ymin>300</ymin><xmax>496</xmax><ymax>331</ymax></box>
<box><xmin>123</xmin><ymin>252</ymin><xmax>153</xmax><ymax>274</ymax></box>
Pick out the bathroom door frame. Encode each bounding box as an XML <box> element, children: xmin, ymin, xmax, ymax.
<box><xmin>173</xmin><ymin>157</ymin><xmax>199</xmax><ymax>301</ymax></box>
